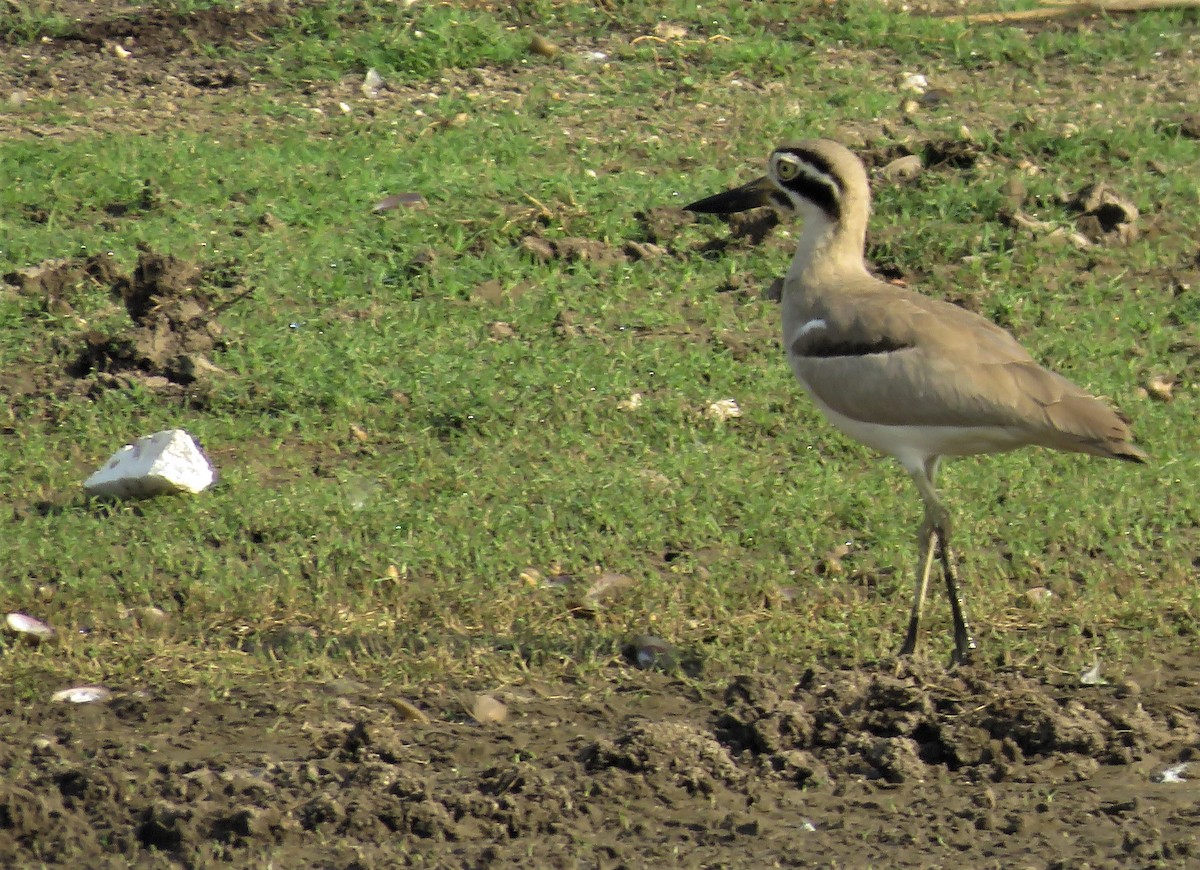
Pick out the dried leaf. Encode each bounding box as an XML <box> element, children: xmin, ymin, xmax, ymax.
<box><xmin>471</xmin><ymin>280</ymin><xmax>505</xmax><ymax>304</ymax></box>
<box><xmin>487</xmin><ymin>321</ymin><xmax>516</xmax><ymax>340</ymax></box>
<box><xmin>372</xmin><ymin>192</ymin><xmax>427</xmax><ymax>213</ymax></box>
<box><xmin>528</xmin><ymin>34</ymin><xmax>560</xmax><ymax>57</ymax></box>
<box><xmin>583</xmin><ymin>573</ymin><xmax>636</xmax><ymax>603</ymax></box>
<box><xmin>6</xmin><ymin>612</ymin><xmax>55</xmax><ymax>640</ymax></box>
<box><xmin>388</xmin><ymin>697</ymin><xmax>430</xmax><ymax>723</ymax></box>
<box><xmin>653</xmin><ymin>22</ymin><xmax>688</xmax><ymax>39</ymax></box>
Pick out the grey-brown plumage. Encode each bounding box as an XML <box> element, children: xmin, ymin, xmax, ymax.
<box><xmin>686</xmin><ymin>139</ymin><xmax>1145</xmax><ymax>663</ymax></box>
<box><xmin>787</xmin><ymin>277</ymin><xmax>1145</xmax><ymax>458</ymax></box>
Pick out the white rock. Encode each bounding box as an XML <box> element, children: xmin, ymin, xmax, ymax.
<box><xmin>1153</xmin><ymin>762</ymin><xmax>1189</xmax><ymax>784</ymax></box>
<box><xmin>362</xmin><ymin>68</ymin><xmax>383</xmax><ymax>99</ymax></box>
<box><xmin>84</xmin><ymin>429</ymin><xmax>215</xmax><ymax>498</ymax></box>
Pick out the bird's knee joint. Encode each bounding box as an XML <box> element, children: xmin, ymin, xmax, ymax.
<box><xmin>925</xmin><ymin>504</ymin><xmax>952</xmax><ymax>536</ymax></box>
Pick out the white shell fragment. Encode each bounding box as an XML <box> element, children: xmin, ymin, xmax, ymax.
<box><xmin>1152</xmin><ymin>762</ymin><xmax>1189</xmax><ymax>784</ymax></box>
<box><xmin>51</xmin><ymin>686</ymin><xmax>112</xmax><ymax>704</ymax></box>
<box><xmin>84</xmin><ymin>429</ymin><xmax>215</xmax><ymax>498</ymax></box>
<box><xmin>705</xmin><ymin>398</ymin><xmax>742</xmax><ymax>421</ymax></box>
<box><xmin>6</xmin><ymin>612</ymin><xmax>55</xmax><ymax>640</ymax></box>
<box><xmin>1079</xmin><ymin>660</ymin><xmax>1107</xmax><ymax>686</ymax></box>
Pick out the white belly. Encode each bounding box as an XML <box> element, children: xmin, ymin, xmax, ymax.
<box><xmin>781</xmin><ymin>304</ymin><xmax>1037</xmax><ymax>473</ymax></box>
<box><xmin>805</xmin><ymin>389</ymin><xmax>1029</xmax><ymax>474</ymax></box>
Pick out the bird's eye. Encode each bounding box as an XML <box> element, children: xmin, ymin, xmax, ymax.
<box><xmin>776</xmin><ymin>160</ymin><xmax>799</xmax><ymax>181</ymax></box>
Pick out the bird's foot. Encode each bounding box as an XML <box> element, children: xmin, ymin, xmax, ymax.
<box><xmin>949</xmin><ymin>637</ymin><xmax>978</xmax><ymax>668</ymax></box>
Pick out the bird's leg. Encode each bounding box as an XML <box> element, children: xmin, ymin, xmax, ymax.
<box><xmin>899</xmin><ymin>456</ymin><xmax>977</xmax><ymax>663</ymax></box>
<box><xmin>911</xmin><ymin>455</ymin><xmax>977</xmax><ymax>664</ymax></box>
<box><xmin>898</xmin><ymin>510</ymin><xmax>938</xmax><ymax>657</ymax></box>
<box><xmin>933</xmin><ymin>521</ymin><xmax>977</xmax><ymax>665</ymax></box>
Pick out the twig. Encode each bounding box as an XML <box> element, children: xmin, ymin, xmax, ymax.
<box><xmin>207</xmin><ymin>285</ymin><xmax>256</xmax><ymax>318</ymax></box>
<box><xmin>521</xmin><ymin>192</ymin><xmax>553</xmax><ymax>219</ymax></box>
<box><xmin>956</xmin><ymin>0</ymin><xmax>1200</xmax><ymax>24</ymax></box>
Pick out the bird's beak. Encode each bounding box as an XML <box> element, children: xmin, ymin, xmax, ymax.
<box><xmin>683</xmin><ymin>175</ymin><xmax>783</xmax><ymax>214</ymax></box>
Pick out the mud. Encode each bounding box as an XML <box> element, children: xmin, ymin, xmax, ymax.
<box><xmin>3</xmin><ymin>659</ymin><xmax>1199</xmax><ymax>867</ymax></box>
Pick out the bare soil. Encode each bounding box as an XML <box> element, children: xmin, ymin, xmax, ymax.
<box><xmin>3</xmin><ymin>658</ymin><xmax>1200</xmax><ymax>868</ymax></box>
<box><xmin>4</xmin><ymin>4</ymin><xmax>1199</xmax><ymax>867</ymax></box>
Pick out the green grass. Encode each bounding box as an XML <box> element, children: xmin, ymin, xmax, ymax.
<box><xmin>0</xmin><ymin>1</ymin><xmax>1197</xmax><ymax>696</ymax></box>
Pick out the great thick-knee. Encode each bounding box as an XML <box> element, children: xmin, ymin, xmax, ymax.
<box><xmin>685</xmin><ymin>139</ymin><xmax>1146</xmax><ymax>663</ymax></box>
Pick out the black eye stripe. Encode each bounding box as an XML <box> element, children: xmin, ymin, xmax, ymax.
<box><xmin>790</xmin><ymin>176</ymin><xmax>841</xmax><ymax>222</ymax></box>
<box><xmin>778</xmin><ymin>148</ymin><xmax>844</xmax><ymax>193</ymax></box>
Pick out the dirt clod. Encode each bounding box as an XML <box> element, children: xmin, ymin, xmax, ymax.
<box><xmin>518</xmin><ymin>234</ymin><xmax>631</xmax><ymax>267</ymax></box>
<box><xmin>66</xmin><ymin>250</ymin><xmax>228</xmax><ymax>389</ymax></box>
<box><xmin>882</xmin><ymin>154</ymin><xmax>924</xmax><ymax>182</ymax></box>
<box><xmin>587</xmin><ymin>719</ymin><xmax>746</xmax><ymax>795</ymax></box>
<box><xmin>635</xmin><ymin>207</ymin><xmax>695</xmax><ymax>243</ymax></box>
<box><xmin>1069</xmin><ymin>182</ymin><xmax>1140</xmax><ymax>243</ymax></box>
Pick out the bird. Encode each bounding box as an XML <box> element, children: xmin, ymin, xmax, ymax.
<box><xmin>684</xmin><ymin>139</ymin><xmax>1146</xmax><ymax>664</ymax></box>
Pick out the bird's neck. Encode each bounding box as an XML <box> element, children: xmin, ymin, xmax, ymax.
<box><xmin>787</xmin><ymin>206</ymin><xmax>870</xmax><ymax>294</ymax></box>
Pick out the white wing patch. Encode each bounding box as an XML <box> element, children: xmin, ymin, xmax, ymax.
<box><xmin>795</xmin><ymin>318</ymin><xmax>827</xmax><ymax>338</ymax></box>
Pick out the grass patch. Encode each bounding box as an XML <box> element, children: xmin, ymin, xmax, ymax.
<box><xmin>0</xmin><ymin>1</ymin><xmax>1197</xmax><ymax>698</ymax></box>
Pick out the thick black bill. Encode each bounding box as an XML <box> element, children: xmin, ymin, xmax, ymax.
<box><xmin>683</xmin><ymin>175</ymin><xmax>780</xmax><ymax>214</ymax></box>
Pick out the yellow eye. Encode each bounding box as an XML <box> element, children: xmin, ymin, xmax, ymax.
<box><xmin>776</xmin><ymin>159</ymin><xmax>799</xmax><ymax>181</ymax></box>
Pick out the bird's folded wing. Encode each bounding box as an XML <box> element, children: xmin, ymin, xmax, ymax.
<box><xmin>788</xmin><ymin>292</ymin><xmax>1142</xmax><ymax>459</ymax></box>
